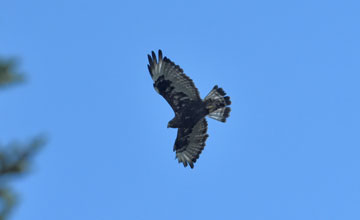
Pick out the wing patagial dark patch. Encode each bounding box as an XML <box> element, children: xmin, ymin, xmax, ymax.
<box><xmin>153</xmin><ymin>75</ymin><xmax>191</xmax><ymax>112</ymax></box>
<box><xmin>161</xmin><ymin>57</ymin><xmax>200</xmax><ymax>99</ymax></box>
<box><xmin>153</xmin><ymin>75</ymin><xmax>172</xmax><ymax>95</ymax></box>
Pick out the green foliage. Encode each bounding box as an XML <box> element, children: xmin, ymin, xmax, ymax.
<box><xmin>0</xmin><ymin>137</ymin><xmax>46</xmax><ymax>177</ymax></box>
<box><xmin>0</xmin><ymin>57</ymin><xmax>45</xmax><ymax>220</ymax></box>
<box><xmin>0</xmin><ymin>59</ymin><xmax>24</xmax><ymax>88</ymax></box>
<box><xmin>0</xmin><ymin>188</ymin><xmax>16</xmax><ymax>220</ymax></box>
<box><xmin>0</xmin><ymin>136</ymin><xmax>46</xmax><ymax>220</ymax></box>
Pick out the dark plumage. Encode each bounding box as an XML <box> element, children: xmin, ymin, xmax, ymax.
<box><xmin>147</xmin><ymin>50</ymin><xmax>231</xmax><ymax>168</ymax></box>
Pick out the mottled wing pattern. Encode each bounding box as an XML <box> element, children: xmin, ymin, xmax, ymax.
<box><xmin>174</xmin><ymin>118</ymin><xmax>209</xmax><ymax>168</ymax></box>
<box><xmin>147</xmin><ymin>50</ymin><xmax>201</xmax><ymax>112</ymax></box>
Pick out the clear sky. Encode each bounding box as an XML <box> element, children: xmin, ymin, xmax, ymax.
<box><xmin>1</xmin><ymin>0</ymin><xmax>360</xmax><ymax>219</ymax></box>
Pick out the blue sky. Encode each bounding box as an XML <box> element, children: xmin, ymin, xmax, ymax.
<box><xmin>1</xmin><ymin>0</ymin><xmax>360</xmax><ymax>219</ymax></box>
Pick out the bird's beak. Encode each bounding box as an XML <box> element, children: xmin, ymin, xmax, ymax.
<box><xmin>167</xmin><ymin>123</ymin><xmax>170</xmax><ymax>128</ymax></box>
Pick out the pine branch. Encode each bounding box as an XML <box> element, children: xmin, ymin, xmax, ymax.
<box><xmin>0</xmin><ymin>136</ymin><xmax>46</xmax><ymax>219</ymax></box>
<box><xmin>0</xmin><ymin>59</ymin><xmax>24</xmax><ymax>88</ymax></box>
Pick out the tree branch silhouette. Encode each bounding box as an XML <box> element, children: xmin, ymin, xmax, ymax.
<box><xmin>0</xmin><ymin>59</ymin><xmax>24</xmax><ymax>87</ymax></box>
<box><xmin>0</xmin><ymin>59</ymin><xmax>46</xmax><ymax>220</ymax></box>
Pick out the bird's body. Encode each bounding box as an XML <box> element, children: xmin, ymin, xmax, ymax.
<box><xmin>147</xmin><ymin>50</ymin><xmax>231</xmax><ymax>168</ymax></box>
<box><xmin>167</xmin><ymin>100</ymin><xmax>208</xmax><ymax>128</ymax></box>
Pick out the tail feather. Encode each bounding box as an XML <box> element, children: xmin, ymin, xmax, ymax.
<box><xmin>208</xmin><ymin>107</ymin><xmax>231</xmax><ymax>122</ymax></box>
<box><xmin>204</xmin><ymin>85</ymin><xmax>231</xmax><ymax>122</ymax></box>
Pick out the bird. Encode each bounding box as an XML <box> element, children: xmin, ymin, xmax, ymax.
<box><xmin>147</xmin><ymin>50</ymin><xmax>231</xmax><ymax>168</ymax></box>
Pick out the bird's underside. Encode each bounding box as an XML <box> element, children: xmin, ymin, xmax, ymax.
<box><xmin>147</xmin><ymin>50</ymin><xmax>231</xmax><ymax>168</ymax></box>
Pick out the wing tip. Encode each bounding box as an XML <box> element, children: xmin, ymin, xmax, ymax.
<box><xmin>189</xmin><ymin>162</ymin><xmax>194</xmax><ymax>169</ymax></box>
<box><xmin>147</xmin><ymin>54</ymin><xmax>152</xmax><ymax>64</ymax></box>
<box><xmin>148</xmin><ymin>49</ymin><xmax>164</xmax><ymax>78</ymax></box>
<box><xmin>151</xmin><ymin>51</ymin><xmax>157</xmax><ymax>63</ymax></box>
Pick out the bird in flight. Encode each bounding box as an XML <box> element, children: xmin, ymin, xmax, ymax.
<box><xmin>147</xmin><ymin>50</ymin><xmax>231</xmax><ymax>168</ymax></box>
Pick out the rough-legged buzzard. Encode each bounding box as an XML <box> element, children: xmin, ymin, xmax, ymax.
<box><xmin>147</xmin><ymin>50</ymin><xmax>231</xmax><ymax>168</ymax></box>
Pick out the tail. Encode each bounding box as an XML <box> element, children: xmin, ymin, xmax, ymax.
<box><xmin>204</xmin><ymin>85</ymin><xmax>231</xmax><ymax>122</ymax></box>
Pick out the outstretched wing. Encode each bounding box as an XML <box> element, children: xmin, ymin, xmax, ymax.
<box><xmin>147</xmin><ymin>50</ymin><xmax>201</xmax><ymax>112</ymax></box>
<box><xmin>174</xmin><ymin>118</ymin><xmax>209</xmax><ymax>168</ymax></box>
